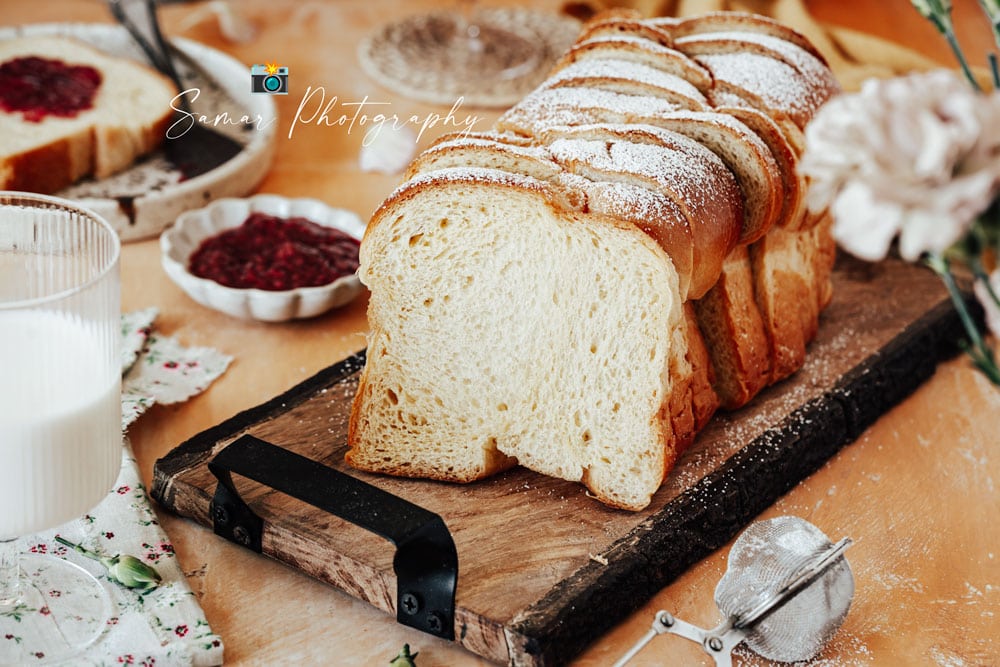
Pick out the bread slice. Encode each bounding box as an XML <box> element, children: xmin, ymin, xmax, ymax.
<box><xmin>697</xmin><ymin>53</ymin><xmax>825</xmax><ymax>130</ymax></box>
<box><xmin>653</xmin><ymin>11</ymin><xmax>828</xmax><ymax>64</ymax></box>
<box><xmin>694</xmin><ymin>216</ymin><xmax>834</xmax><ymax>408</ymax></box>
<box><xmin>553</xmin><ymin>36</ymin><xmax>713</xmax><ymax>93</ymax></box>
<box><xmin>497</xmin><ymin>86</ymin><xmax>685</xmax><ymax>138</ymax></box>
<box><xmin>426</xmin><ymin>130</ymin><xmax>536</xmax><ymax>150</ymax></box>
<box><xmin>575</xmin><ymin>8</ymin><xmax>675</xmax><ymax>48</ymax></box>
<box><xmin>405</xmin><ymin>136</ymin><xmax>562</xmax><ymax>183</ymax></box>
<box><xmin>692</xmin><ymin>245</ymin><xmax>771</xmax><ymax>409</ymax></box>
<box><xmin>750</xmin><ymin>214</ymin><xmax>836</xmax><ymax>384</ymax></box>
<box><xmin>673</xmin><ymin>32</ymin><xmax>835</xmax><ymax>88</ymax></box>
<box><xmin>403</xmin><ymin>136</ymin><xmax>707</xmax><ymax>471</ymax></box>
<box><xmin>348</xmin><ymin>167</ymin><xmax>687</xmax><ymax>510</ymax></box>
<box><xmin>542</xmin><ymin>59</ymin><xmax>709</xmax><ymax>111</ymax></box>
<box><xmin>673</xmin><ymin>31</ymin><xmax>840</xmax><ymax>128</ymax></box>
<box><xmin>672</xmin><ymin>302</ymin><xmax>719</xmax><ymax>451</ymax></box>
<box><xmin>715</xmin><ymin>105</ymin><xmax>807</xmax><ymax>231</ymax></box>
<box><xmin>0</xmin><ymin>36</ymin><xmax>174</xmax><ymax>194</ymax></box>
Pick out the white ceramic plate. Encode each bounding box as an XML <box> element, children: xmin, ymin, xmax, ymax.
<box><xmin>0</xmin><ymin>23</ymin><xmax>277</xmax><ymax>242</ymax></box>
<box><xmin>161</xmin><ymin>195</ymin><xmax>366</xmax><ymax>322</ymax></box>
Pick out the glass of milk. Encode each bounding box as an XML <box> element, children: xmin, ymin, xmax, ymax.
<box><xmin>0</xmin><ymin>192</ymin><xmax>121</xmax><ymax>663</ymax></box>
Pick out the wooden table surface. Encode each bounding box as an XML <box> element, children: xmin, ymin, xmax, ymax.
<box><xmin>5</xmin><ymin>1</ymin><xmax>999</xmax><ymax>665</ymax></box>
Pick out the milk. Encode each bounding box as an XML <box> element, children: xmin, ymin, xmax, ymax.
<box><xmin>0</xmin><ymin>310</ymin><xmax>121</xmax><ymax>539</ymax></box>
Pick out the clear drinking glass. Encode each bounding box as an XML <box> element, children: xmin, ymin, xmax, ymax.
<box><xmin>0</xmin><ymin>192</ymin><xmax>121</xmax><ymax>664</ymax></box>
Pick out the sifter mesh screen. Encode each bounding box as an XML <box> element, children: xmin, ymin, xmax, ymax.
<box><xmin>714</xmin><ymin>516</ymin><xmax>854</xmax><ymax>662</ymax></box>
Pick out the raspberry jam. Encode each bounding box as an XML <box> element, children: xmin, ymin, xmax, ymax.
<box><xmin>0</xmin><ymin>56</ymin><xmax>102</xmax><ymax>122</ymax></box>
<box><xmin>188</xmin><ymin>213</ymin><xmax>361</xmax><ymax>291</ymax></box>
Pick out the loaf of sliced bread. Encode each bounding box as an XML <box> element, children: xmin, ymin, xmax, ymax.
<box><xmin>348</xmin><ymin>10</ymin><xmax>841</xmax><ymax>510</ymax></box>
<box><xmin>0</xmin><ymin>36</ymin><xmax>174</xmax><ymax>194</ymax></box>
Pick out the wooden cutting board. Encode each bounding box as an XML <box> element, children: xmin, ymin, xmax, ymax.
<box><xmin>151</xmin><ymin>255</ymin><xmax>967</xmax><ymax>666</ymax></box>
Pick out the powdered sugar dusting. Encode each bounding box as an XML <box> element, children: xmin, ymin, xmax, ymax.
<box><xmin>427</xmin><ymin>137</ymin><xmax>551</xmax><ymax>162</ymax></box>
<box><xmin>544</xmin><ymin>58</ymin><xmax>708</xmax><ymax>106</ymax></box>
<box><xmin>546</xmin><ymin>128</ymin><xmax>737</xmax><ymax>220</ymax></box>
<box><xmin>498</xmin><ymin>86</ymin><xmax>685</xmax><ymax>136</ymax></box>
<box><xmin>709</xmin><ymin>88</ymin><xmax>754</xmax><ymax>109</ymax></box>
<box><xmin>570</xmin><ymin>36</ymin><xmax>712</xmax><ymax>84</ymax></box>
<box><xmin>389</xmin><ymin>166</ymin><xmax>548</xmax><ymax>202</ymax></box>
<box><xmin>575</xmin><ymin>34</ymin><xmax>678</xmax><ymax>53</ymax></box>
<box><xmin>696</xmin><ymin>52</ymin><xmax>824</xmax><ymax>125</ymax></box>
<box><xmin>587</xmin><ymin>178</ymin><xmax>687</xmax><ymax>228</ymax></box>
<box><xmin>677</xmin><ymin>30</ymin><xmax>835</xmax><ymax>88</ymax></box>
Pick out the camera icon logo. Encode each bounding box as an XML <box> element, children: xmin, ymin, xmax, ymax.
<box><xmin>250</xmin><ymin>63</ymin><xmax>288</xmax><ymax>95</ymax></box>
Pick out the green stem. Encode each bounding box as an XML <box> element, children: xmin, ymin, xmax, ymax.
<box><xmin>943</xmin><ymin>28</ymin><xmax>983</xmax><ymax>91</ymax></box>
<box><xmin>969</xmin><ymin>256</ymin><xmax>1000</xmax><ymax>311</ymax></box>
<box><xmin>926</xmin><ymin>254</ymin><xmax>1000</xmax><ymax>385</ymax></box>
<box><xmin>990</xmin><ymin>52</ymin><xmax>1000</xmax><ymax>89</ymax></box>
<box><xmin>53</xmin><ymin>536</ymin><xmax>101</xmax><ymax>563</ymax></box>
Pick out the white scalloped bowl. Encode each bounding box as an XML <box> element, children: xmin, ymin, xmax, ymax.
<box><xmin>160</xmin><ymin>195</ymin><xmax>366</xmax><ymax>322</ymax></box>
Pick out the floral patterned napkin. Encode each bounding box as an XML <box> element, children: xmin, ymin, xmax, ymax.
<box><xmin>17</xmin><ymin>308</ymin><xmax>232</xmax><ymax>666</ymax></box>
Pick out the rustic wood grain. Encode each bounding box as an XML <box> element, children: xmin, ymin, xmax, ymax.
<box><xmin>151</xmin><ymin>255</ymin><xmax>966</xmax><ymax>666</ymax></box>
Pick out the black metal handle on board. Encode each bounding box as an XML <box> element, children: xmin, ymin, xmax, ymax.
<box><xmin>207</xmin><ymin>434</ymin><xmax>458</xmax><ymax>640</ymax></box>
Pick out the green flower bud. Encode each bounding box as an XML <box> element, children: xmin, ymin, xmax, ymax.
<box><xmin>54</xmin><ymin>536</ymin><xmax>162</xmax><ymax>591</ymax></box>
<box><xmin>389</xmin><ymin>644</ymin><xmax>418</xmax><ymax>667</ymax></box>
<box><xmin>101</xmin><ymin>554</ymin><xmax>163</xmax><ymax>590</ymax></box>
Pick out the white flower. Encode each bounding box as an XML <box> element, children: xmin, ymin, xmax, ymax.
<box><xmin>974</xmin><ymin>269</ymin><xmax>1000</xmax><ymax>339</ymax></box>
<box><xmin>801</xmin><ymin>69</ymin><xmax>1000</xmax><ymax>262</ymax></box>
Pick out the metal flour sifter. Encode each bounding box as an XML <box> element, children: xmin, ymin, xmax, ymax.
<box><xmin>615</xmin><ymin>516</ymin><xmax>854</xmax><ymax>666</ymax></box>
